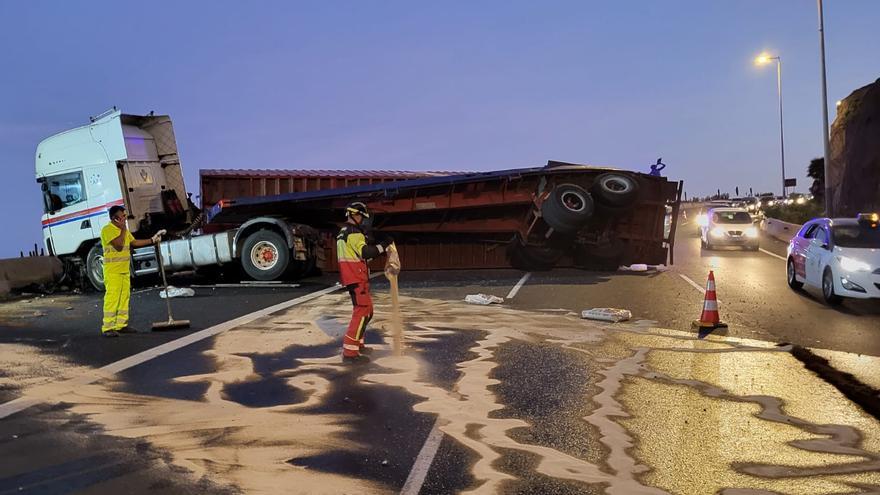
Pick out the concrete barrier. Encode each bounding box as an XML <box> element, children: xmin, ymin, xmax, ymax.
<box><xmin>0</xmin><ymin>256</ymin><xmax>64</xmax><ymax>298</ymax></box>
<box><xmin>761</xmin><ymin>217</ymin><xmax>802</xmax><ymax>243</ymax></box>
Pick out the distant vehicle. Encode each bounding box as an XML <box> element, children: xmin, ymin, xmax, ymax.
<box><xmin>700</xmin><ymin>207</ymin><xmax>759</xmax><ymax>251</ymax></box>
<box><xmin>785</xmin><ymin>193</ymin><xmax>808</xmax><ymax>205</ymax></box>
<box><xmin>786</xmin><ymin>213</ymin><xmax>880</xmax><ymax>305</ymax></box>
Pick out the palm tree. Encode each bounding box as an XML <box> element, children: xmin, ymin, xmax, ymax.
<box><xmin>808</xmin><ymin>157</ymin><xmax>824</xmax><ymax>203</ymax></box>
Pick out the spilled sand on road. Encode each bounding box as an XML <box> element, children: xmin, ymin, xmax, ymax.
<box><xmin>11</xmin><ymin>292</ymin><xmax>880</xmax><ymax>494</ymax></box>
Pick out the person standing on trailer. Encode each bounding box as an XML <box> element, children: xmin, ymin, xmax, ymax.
<box><xmin>100</xmin><ymin>205</ymin><xmax>165</xmax><ymax>338</ymax></box>
<box><xmin>336</xmin><ymin>202</ymin><xmax>392</xmax><ymax>363</ymax></box>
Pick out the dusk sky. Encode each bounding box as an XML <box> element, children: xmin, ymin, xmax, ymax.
<box><xmin>1</xmin><ymin>1</ymin><xmax>878</xmax><ymax>258</ymax></box>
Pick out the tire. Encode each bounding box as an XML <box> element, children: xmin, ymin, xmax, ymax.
<box><xmin>822</xmin><ymin>268</ymin><xmax>843</xmax><ymax>306</ymax></box>
<box><xmin>590</xmin><ymin>173</ymin><xmax>640</xmax><ymax>208</ymax></box>
<box><xmin>240</xmin><ymin>230</ymin><xmax>290</xmax><ymax>281</ymax></box>
<box><xmin>786</xmin><ymin>258</ymin><xmax>803</xmax><ymax>290</ymax></box>
<box><xmin>574</xmin><ymin>239</ymin><xmax>625</xmax><ymax>271</ymax></box>
<box><xmin>85</xmin><ymin>243</ymin><xmax>105</xmax><ymax>291</ymax></box>
<box><xmin>541</xmin><ymin>184</ymin><xmax>594</xmax><ymax>233</ymax></box>
<box><xmin>506</xmin><ymin>236</ymin><xmax>563</xmax><ymax>271</ymax></box>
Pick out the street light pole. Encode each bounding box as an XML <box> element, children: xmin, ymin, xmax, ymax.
<box><xmin>755</xmin><ymin>53</ymin><xmax>786</xmax><ymax>198</ymax></box>
<box><xmin>818</xmin><ymin>0</ymin><xmax>833</xmax><ymax>216</ymax></box>
<box><xmin>775</xmin><ymin>57</ymin><xmax>786</xmax><ymax>199</ymax></box>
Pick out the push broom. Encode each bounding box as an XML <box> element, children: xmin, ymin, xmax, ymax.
<box><xmin>151</xmin><ymin>241</ymin><xmax>191</xmax><ymax>331</ymax></box>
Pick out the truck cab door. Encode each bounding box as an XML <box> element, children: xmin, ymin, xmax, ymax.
<box><xmin>40</xmin><ymin>171</ymin><xmax>93</xmax><ymax>256</ymax></box>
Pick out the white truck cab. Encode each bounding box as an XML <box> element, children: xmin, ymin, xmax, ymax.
<box><xmin>36</xmin><ymin>109</ymin><xmax>318</xmax><ymax>290</ymax></box>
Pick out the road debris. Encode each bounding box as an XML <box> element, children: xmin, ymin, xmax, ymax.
<box><xmin>619</xmin><ymin>263</ymin><xmax>668</xmax><ymax>272</ymax></box>
<box><xmin>159</xmin><ymin>286</ymin><xmax>195</xmax><ymax>299</ymax></box>
<box><xmin>580</xmin><ymin>307</ymin><xmax>632</xmax><ymax>322</ymax></box>
<box><xmin>465</xmin><ymin>294</ymin><xmax>504</xmax><ymax>305</ymax></box>
<box><xmin>190</xmin><ymin>283</ymin><xmax>301</xmax><ymax>288</ymax></box>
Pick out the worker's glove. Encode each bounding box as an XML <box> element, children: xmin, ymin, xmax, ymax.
<box><xmin>379</xmin><ymin>236</ymin><xmax>394</xmax><ymax>249</ymax></box>
<box><xmin>151</xmin><ymin>229</ymin><xmax>167</xmax><ymax>244</ymax></box>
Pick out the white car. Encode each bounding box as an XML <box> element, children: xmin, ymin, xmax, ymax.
<box><xmin>786</xmin><ymin>213</ymin><xmax>880</xmax><ymax>305</ymax></box>
<box><xmin>700</xmin><ymin>207</ymin><xmax>759</xmax><ymax>251</ymax></box>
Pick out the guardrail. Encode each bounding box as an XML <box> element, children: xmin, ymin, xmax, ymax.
<box><xmin>761</xmin><ymin>217</ymin><xmax>802</xmax><ymax>243</ymax></box>
<box><xmin>0</xmin><ymin>257</ymin><xmax>64</xmax><ymax>298</ymax></box>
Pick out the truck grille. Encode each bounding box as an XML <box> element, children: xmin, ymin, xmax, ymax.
<box><xmin>729</xmin><ymin>231</ymin><xmax>743</xmax><ymax>236</ymax></box>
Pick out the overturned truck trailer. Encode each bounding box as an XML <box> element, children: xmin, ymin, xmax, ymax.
<box><xmin>204</xmin><ymin>161</ymin><xmax>682</xmax><ymax>272</ymax></box>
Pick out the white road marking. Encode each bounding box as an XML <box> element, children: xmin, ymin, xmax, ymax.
<box><xmin>400</xmin><ymin>420</ymin><xmax>444</xmax><ymax>495</ymax></box>
<box><xmin>506</xmin><ymin>272</ymin><xmax>532</xmax><ymax>299</ymax></box>
<box><xmin>759</xmin><ymin>248</ymin><xmax>787</xmax><ymax>261</ymax></box>
<box><xmin>678</xmin><ymin>273</ymin><xmax>706</xmax><ymax>294</ymax></box>
<box><xmin>0</xmin><ymin>283</ymin><xmax>347</xmax><ymax>420</ymax></box>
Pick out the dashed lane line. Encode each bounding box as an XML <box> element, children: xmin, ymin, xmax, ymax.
<box><xmin>506</xmin><ymin>272</ymin><xmax>532</xmax><ymax>299</ymax></box>
<box><xmin>760</xmin><ymin>248</ymin><xmax>787</xmax><ymax>261</ymax></box>
<box><xmin>400</xmin><ymin>420</ymin><xmax>445</xmax><ymax>495</ymax></box>
<box><xmin>678</xmin><ymin>273</ymin><xmax>706</xmax><ymax>294</ymax></box>
<box><xmin>0</xmin><ymin>283</ymin><xmax>349</xmax><ymax>420</ymax></box>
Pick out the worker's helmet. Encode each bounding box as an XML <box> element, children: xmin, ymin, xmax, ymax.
<box><xmin>345</xmin><ymin>201</ymin><xmax>370</xmax><ymax>219</ymax></box>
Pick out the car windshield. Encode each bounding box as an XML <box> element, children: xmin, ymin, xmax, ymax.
<box><xmin>832</xmin><ymin>224</ymin><xmax>880</xmax><ymax>248</ymax></box>
<box><xmin>713</xmin><ymin>211</ymin><xmax>752</xmax><ymax>224</ymax></box>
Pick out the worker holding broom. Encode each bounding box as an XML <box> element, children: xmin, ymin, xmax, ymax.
<box><xmin>336</xmin><ymin>202</ymin><xmax>393</xmax><ymax>364</ymax></box>
<box><xmin>100</xmin><ymin>205</ymin><xmax>165</xmax><ymax>338</ymax></box>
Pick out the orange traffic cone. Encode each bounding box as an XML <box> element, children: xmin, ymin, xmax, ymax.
<box><xmin>692</xmin><ymin>270</ymin><xmax>728</xmax><ymax>329</ymax></box>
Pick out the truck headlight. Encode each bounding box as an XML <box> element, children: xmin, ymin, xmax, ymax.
<box><xmin>710</xmin><ymin>227</ymin><xmax>726</xmax><ymax>238</ymax></box>
<box><xmin>838</xmin><ymin>256</ymin><xmax>871</xmax><ymax>272</ymax></box>
<box><xmin>745</xmin><ymin>226</ymin><xmax>759</xmax><ymax>238</ymax></box>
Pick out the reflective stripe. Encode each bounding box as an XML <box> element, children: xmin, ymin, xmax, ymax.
<box><xmin>343</xmin><ymin>344</ymin><xmax>361</xmax><ymax>351</ymax></box>
<box><xmin>703</xmin><ymin>300</ymin><xmax>718</xmax><ymax>311</ymax></box>
<box><xmin>103</xmin><ymin>255</ymin><xmax>131</xmax><ymax>264</ymax></box>
<box><xmin>354</xmin><ymin>317</ymin><xmax>367</xmax><ymax>341</ymax></box>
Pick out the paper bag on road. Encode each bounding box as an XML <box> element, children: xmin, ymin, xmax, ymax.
<box><xmin>465</xmin><ymin>294</ymin><xmax>504</xmax><ymax>305</ymax></box>
<box><xmin>581</xmin><ymin>307</ymin><xmax>632</xmax><ymax>322</ymax></box>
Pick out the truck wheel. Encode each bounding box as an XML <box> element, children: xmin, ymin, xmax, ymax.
<box><xmin>591</xmin><ymin>173</ymin><xmax>640</xmax><ymax>208</ymax></box>
<box><xmin>241</xmin><ymin>230</ymin><xmax>290</xmax><ymax>281</ymax></box>
<box><xmin>85</xmin><ymin>243</ymin><xmax>105</xmax><ymax>291</ymax></box>
<box><xmin>506</xmin><ymin>236</ymin><xmax>563</xmax><ymax>271</ymax></box>
<box><xmin>542</xmin><ymin>184</ymin><xmax>594</xmax><ymax>233</ymax></box>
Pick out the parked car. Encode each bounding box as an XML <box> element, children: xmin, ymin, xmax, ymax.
<box><xmin>786</xmin><ymin>213</ymin><xmax>880</xmax><ymax>305</ymax></box>
<box><xmin>700</xmin><ymin>208</ymin><xmax>759</xmax><ymax>251</ymax></box>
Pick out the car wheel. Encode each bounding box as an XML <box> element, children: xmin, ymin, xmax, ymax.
<box><xmin>85</xmin><ymin>243</ymin><xmax>106</xmax><ymax>291</ymax></box>
<box><xmin>241</xmin><ymin>229</ymin><xmax>290</xmax><ymax>281</ymax></box>
<box><xmin>822</xmin><ymin>268</ymin><xmax>843</xmax><ymax>306</ymax></box>
<box><xmin>786</xmin><ymin>258</ymin><xmax>803</xmax><ymax>290</ymax></box>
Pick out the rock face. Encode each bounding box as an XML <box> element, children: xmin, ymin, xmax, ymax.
<box><xmin>829</xmin><ymin>78</ymin><xmax>880</xmax><ymax>216</ymax></box>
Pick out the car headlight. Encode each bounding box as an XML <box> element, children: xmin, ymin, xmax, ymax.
<box><xmin>745</xmin><ymin>226</ymin><xmax>759</xmax><ymax>238</ymax></box>
<box><xmin>767</xmin><ymin>200</ymin><xmax>775</xmax><ymax>206</ymax></box>
<box><xmin>696</xmin><ymin>214</ymin><xmax>709</xmax><ymax>227</ymax></box>
<box><xmin>838</xmin><ymin>256</ymin><xmax>871</xmax><ymax>272</ymax></box>
<box><xmin>710</xmin><ymin>227</ymin><xmax>726</xmax><ymax>238</ymax></box>
<box><xmin>796</xmin><ymin>197</ymin><xmax>806</xmax><ymax>205</ymax></box>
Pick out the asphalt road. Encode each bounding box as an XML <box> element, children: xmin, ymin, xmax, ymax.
<box><xmin>1</xmin><ymin>230</ymin><xmax>879</xmax><ymax>494</ymax></box>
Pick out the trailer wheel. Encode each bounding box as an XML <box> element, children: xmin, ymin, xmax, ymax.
<box><xmin>506</xmin><ymin>236</ymin><xmax>564</xmax><ymax>271</ymax></box>
<box><xmin>591</xmin><ymin>173</ymin><xmax>640</xmax><ymax>207</ymax></box>
<box><xmin>241</xmin><ymin>230</ymin><xmax>290</xmax><ymax>281</ymax></box>
<box><xmin>541</xmin><ymin>184</ymin><xmax>594</xmax><ymax>233</ymax></box>
<box><xmin>85</xmin><ymin>243</ymin><xmax>105</xmax><ymax>291</ymax></box>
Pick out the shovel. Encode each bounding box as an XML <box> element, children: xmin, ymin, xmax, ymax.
<box><xmin>151</xmin><ymin>241</ymin><xmax>191</xmax><ymax>331</ymax></box>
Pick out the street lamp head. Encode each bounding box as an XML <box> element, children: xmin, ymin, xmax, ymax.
<box><xmin>754</xmin><ymin>52</ymin><xmax>778</xmax><ymax>66</ymax></box>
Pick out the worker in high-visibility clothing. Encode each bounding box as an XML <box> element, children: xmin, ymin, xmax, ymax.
<box><xmin>100</xmin><ymin>205</ymin><xmax>165</xmax><ymax>337</ymax></box>
<box><xmin>336</xmin><ymin>202</ymin><xmax>392</xmax><ymax>363</ymax></box>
